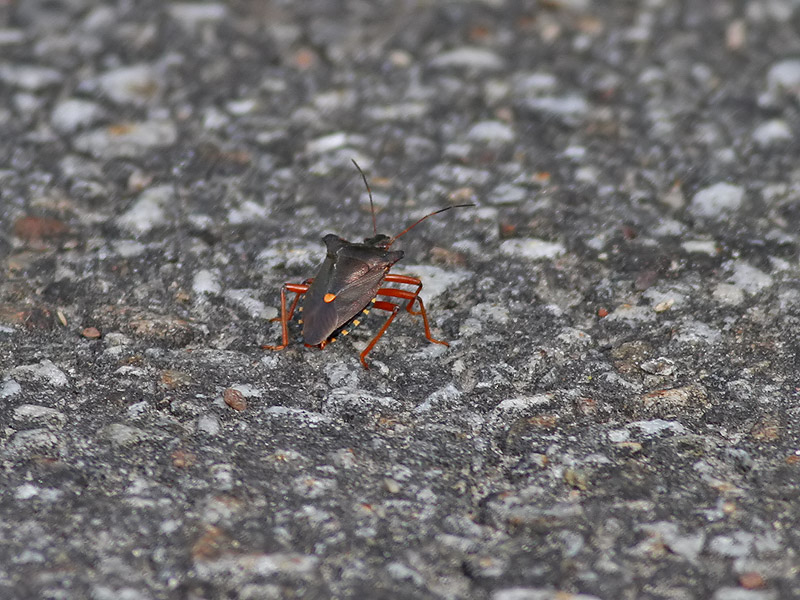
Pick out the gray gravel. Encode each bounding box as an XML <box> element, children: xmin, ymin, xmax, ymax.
<box><xmin>2</xmin><ymin>1</ymin><xmax>800</xmax><ymax>599</ymax></box>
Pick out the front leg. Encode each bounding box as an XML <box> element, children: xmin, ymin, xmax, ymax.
<box><xmin>263</xmin><ymin>282</ymin><xmax>310</xmax><ymax>351</ymax></box>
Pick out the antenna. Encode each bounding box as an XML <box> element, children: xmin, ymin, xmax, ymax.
<box><xmin>351</xmin><ymin>159</ymin><xmax>377</xmax><ymax>237</ymax></box>
<box><xmin>387</xmin><ymin>203</ymin><xmax>475</xmax><ymax>248</ymax></box>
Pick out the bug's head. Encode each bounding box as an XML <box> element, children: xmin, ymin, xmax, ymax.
<box><xmin>363</xmin><ymin>233</ymin><xmax>391</xmax><ymax>248</ymax></box>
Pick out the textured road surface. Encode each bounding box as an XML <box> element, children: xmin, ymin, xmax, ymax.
<box><xmin>1</xmin><ymin>1</ymin><xmax>799</xmax><ymax>599</ymax></box>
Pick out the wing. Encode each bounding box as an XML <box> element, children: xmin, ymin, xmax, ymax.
<box><xmin>302</xmin><ymin>235</ymin><xmax>403</xmax><ymax>346</ymax></box>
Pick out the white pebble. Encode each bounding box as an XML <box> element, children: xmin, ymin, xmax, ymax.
<box><xmin>0</xmin><ymin>379</ymin><xmax>21</xmax><ymax>398</ymax></box>
<box><xmin>752</xmin><ymin>119</ymin><xmax>792</xmax><ymax>146</ymax></box>
<box><xmin>197</xmin><ymin>414</ymin><xmax>222</xmax><ymax>435</ymax></box>
<box><xmin>681</xmin><ymin>240</ymin><xmax>719</xmax><ymax>255</ymax></box>
<box><xmin>713</xmin><ymin>283</ymin><xmax>745</xmax><ymax>306</ymax></box>
<box><xmin>488</xmin><ymin>183</ymin><xmax>527</xmax><ymax>205</ymax></box>
<box><xmin>168</xmin><ymin>3</ymin><xmax>228</xmax><ymax>30</ymax></box>
<box><xmin>0</xmin><ymin>64</ymin><xmax>62</xmax><ymax>91</ymax></box>
<box><xmin>193</xmin><ymin>269</ymin><xmax>222</xmax><ymax>296</ymax></box>
<box><xmin>224</xmin><ymin>289</ymin><xmax>275</xmax><ymax>319</ymax></box>
<box><xmin>689</xmin><ymin>182</ymin><xmax>745</xmax><ymax>219</ymax></box>
<box><xmin>10</xmin><ymin>360</ymin><xmax>69</xmax><ymax>387</ymax></box>
<box><xmin>94</xmin><ymin>64</ymin><xmax>160</xmax><ymax>106</ymax></box>
<box><xmin>51</xmin><ymin>98</ymin><xmax>105</xmax><ymax>133</ymax></box>
<box><xmin>74</xmin><ymin>120</ymin><xmax>177</xmax><ymax>159</ymax></box>
<box><xmin>306</xmin><ymin>132</ymin><xmax>349</xmax><ymax>154</ymax></box>
<box><xmin>117</xmin><ymin>185</ymin><xmax>174</xmax><ymax>234</ymax></box>
<box><xmin>767</xmin><ymin>58</ymin><xmax>800</xmax><ymax>94</ymax></box>
<box><xmin>524</xmin><ymin>94</ymin><xmax>589</xmax><ymax>122</ymax></box>
<box><xmin>727</xmin><ymin>261</ymin><xmax>773</xmax><ymax>294</ymax></box>
<box><xmin>499</xmin><ymin>238</ymin><xmax>566</xmax><ymax>260</ymax></box>
<box><xmin>430</xmin><ymin>47</ymin><xmax>504</xmax><ymax>71</ymax></box>
<box><xmin>466</xmin><ymin>120</ymin><xmax>515</xmax><ymax>144</ymax></box>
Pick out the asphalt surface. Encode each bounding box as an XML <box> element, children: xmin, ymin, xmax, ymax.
<box><xmin>1</xmin><ymin>1</ymin><xmax>799</xmax><ymax>599</ymax></box>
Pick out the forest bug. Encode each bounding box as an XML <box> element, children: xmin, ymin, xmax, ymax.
<box><xmin>265</xmin><ymin>161</ymin><xmax>473</xmax><ymax>369</ymax></box>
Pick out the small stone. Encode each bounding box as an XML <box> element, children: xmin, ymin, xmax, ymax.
<box><xmin>114</xmin><ymin>240</ymin><xmax>147</xmax><ymax>258</ymax></box>
<box><xmin>197</xmin><ymin>414</ymin><xmax>222</xmax><ymax>435</ymax></box>
<box><xmin>713</xmin><ymin>283</ymin><xmax>745</xmax><ymax>306</ymax></box>
<box><xmin>682</xmin><ymin>240</ymin><xmax>719</xmax><ymax>255</ymax></box>
<box><xmin>292</xmin><ymin>475</ymin><xmax>337</xmax><ymax>499</ymax></box>
<box><xmin>51</xmin><ymin>98</ymin><xmax>105</xmax><ymax>133</ymax></box>
<box><xmin>14</xmin><ymin>92</ymin><xmax>44</xmax><ymax>115</ymax></box>
<box><xmin>168</xmin><ymin>3</ymin><xmax>228</xmax><ymax>31</ymax></box>
<box><xmin>640</xmin><ymin>357</ymin><xmax>676</xmax><ymax>376</ymax></box>
<box><xmin>430</xmin><ymin>46</ymin><xmax>504</xmax><ymax>71</ymax></box>
<box><xmin>711</xmin><ymin>588</ymin><xmax>776</xmax><ymax>600</ymax></box>
<box><xmin>466</xmin><ymin>120</ymin><xmax>515</xmax><ymax>144</ymax></box>
<box><xmin>226</xmin><ymin>98</ymin><xmax>259</xmax><ymax>116</ymax></box>
<box><xmin>223</xmin><ymin>388</ymin><xmax>247</xmax><ymax>411</ymax></box>
<box><xmin>104</xmin><ymin>333</ymin><xmax>131</xmax><ymax>347</ymax></box>
<box><xmin>661</xmin><ymin>182</ymin><xmax>686</xmax><ymax>209</ymax></box>
<box><xmin>305</xmin><ymin>132</ymin><xmax>349</xmax><ymax>154</ymax></box>
<box><xmin>92</xmin><ymin>587</ymin><xmax>152</xmax><ymax>600</ymax></box>
<box><xmin>386</xmin><ymin>562</ymin><xmax>424</xmax><ymax>586</ymax></box>
<box><xmin>224</xmin><ymin>289</ymin><xmax>276</xmax><ymax>320</ymax></box>
<box><xmin>10</xmin><ymin>359</ymin><xmax>69</xmax><ymax>387</ymax></box>
<box><xmin>4</xmin><ymin>428</ymin><xmax>62</xmax><ymax>458</ymax></box>
<box><xmin>689</xmin><ymin>182</ymin><xmax>745</xmax><ymax>219</ymax></box>
<box><xmin>499</xmin><ymin>238</ymin><xmax>566</xmax><ymax>260</ymax></box>
<box><xmin>171</xmin><ymin>449</ymin><xmax>197</xmax><ymax>468</ymax></box>
<box><xmin>640</xmin><ymin>385</ymin><xmax>708</xmax><ymax>416</ymax></box>
<box><xmin>492</xmin><ymin>589</ymin><xmax>602</xmax><ymax>600</ymax></box>
<box><xmin>752</xmin><ymin>119</ymin><xmax>792</xmax><ymax>146</ymax></box>
<box><xmin>93</xmin><ymin>64</ymin><xmax>160</xmax><ymax>106</ymax></box>
<box><xmin>13</xmin><ymin>404</ymin><xmax>67</xmax><ymax>429</ymax></box>
<box><xmin>160</xmin><ymin>370</ymin><xmax>193</xmax><ymax>388</ymax></box>
<box><xmin>674</xmin><ymin>320</ymin><xmax>722</xmax><ymax>345</ymax></box>
<box><xmin>738</xmin><ymin>572</ymin><xmax>766</xmax><ymax>590</ymax></box>
<box><xmin>193</xmin><ymin>269</ymin><xmax>222</xmax><ymax>296</ymax></box>
<box><xmin>650</xmin><ymin>295</ymin><xmax>674</xmax><ymax>312</ymax></box>
<box><xmin>0</xmin><ymin>64</ymin><xmax>63</xmax><ymax>91</ymax></box>
<box><xmin>116</xmin><ymin>185</ymin><xmax>174</xmax><ymax>234</ymax></box>
<box><xmin>100</xmin><ymin>423</ymin><xmax>148</xmax><ymax>446</ymax></box>
<box><xmin>726</xmin><ymin>19</ymin><xmax>747</xmax><ymax>50</ymax></box>
<box><xmin>489</xmin><ymin>183</ymin><xmax>528</xmax><ymax>205</ymax></box>
<box><xmin>13</xmin><ymin>216</ymin><xmax>70</xmax><ymax>245</ymax></box>
<box><xmin>0</xmin><ymin>379</ymin><xmax>22</xmax><ymax>398</ymax></box>
<box><xmin>629</xmin><ymin>419</ymin><xmax>688</xmax><ymax>436</ymax></box>
<box><xmin>767</xmin><ymin>58</ymin><xmax>800</xmax><ymax>95</ymax></box>
<box><xmin>193</xmin><ymin>552</ymin><xmax>318</xmax><ymax>579</ymax></box>
<box><xmin>364</xmin><ymin>102</ymin><xmax>429</xmax><ymax>122</ymax></box>
<box><xmin>0</xmin><ymin>29</ymin><xmax>26</xmax><ymax>46</ymax></box>
<box><xmin>383</xmin><ymin>478</ymin><xmax>401</xmax><ymax>494</ymax></box>
<box><xmin>727</xmin><ymin>261</ymin><xmax>773</xmax><ymax>294</ymax></box>
<box><xmin>74</xmin><ymin>121</ymin><xmax>178</xmax><ymax>159</ymax></box>
<box><xmin>523</xmin><ymin>94</ymin><xmax>589</xmax><ymax>123</ymax></box>
<box><xmin>82</xmin><ymin>326</ymin><xmax>101</xmax><ymax>339</ymax></box>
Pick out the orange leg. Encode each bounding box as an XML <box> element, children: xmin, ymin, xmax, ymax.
<box><xmin>375</xmin><ymin>286</ymin><xmax>448</xmax><ymax>347</ymax></box>
<box><xmin>357</xmin><ymin>278</ymin><xmax>448</xmax><ymax>368</ymax></box>
<box><xmin>359</xmin><ymin>300</ymin><xmax>401</xmax><ymax>369</ymax></box>
<box><xmin>263</xmin><ymin>281</ymin><xmax>310</xmax><ymax>351</ymax></box>
<box><xmin>382</xmin><ymin>274</ymin><xmax>425</xmax><ymax>316</ymax></box>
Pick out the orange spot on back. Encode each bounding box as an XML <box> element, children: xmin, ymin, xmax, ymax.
<box><xmin>324</xmin><ymin>293</ymin><xmax>336</xmax><ymax>303</ymax></box>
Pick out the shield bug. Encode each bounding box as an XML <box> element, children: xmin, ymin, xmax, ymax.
<box><xmin>265</xmin><ymin>161</ymin><xmax>473</xmax><ymax>369</ymax></box>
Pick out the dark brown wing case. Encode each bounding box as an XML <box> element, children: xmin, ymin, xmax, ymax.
<box><xmin>302</xmin><ymin>234</ymin><xmax>403</xmax><ymax>346</ymax></box>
